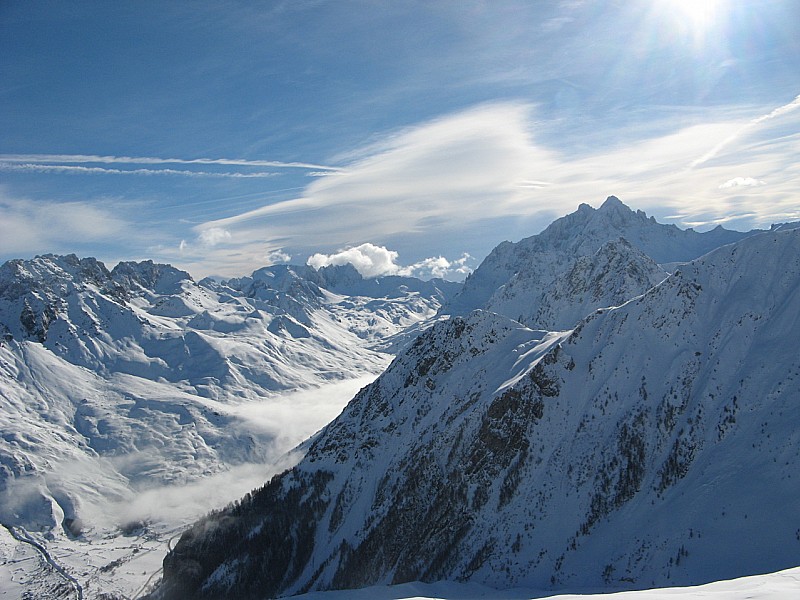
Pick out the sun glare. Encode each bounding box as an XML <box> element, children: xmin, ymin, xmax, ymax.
<box><xmin>664</xmin><ymin>0</ymin><xmax>723</xmax><ymax>36</ymax></box>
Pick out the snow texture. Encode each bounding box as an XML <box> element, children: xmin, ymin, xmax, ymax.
<box><xmin>0</xmin><ymin>254</ymin><xmax>457</xmax><ymax>598</ymax></box>
<box><xmin>2</xmin><ymin>198</ymin><xmax>798</xmax><ymax>600</ymax></box>
<box><xmin>152</xmin><ymin>226</ymin><xmax>800</xmax><ymax>599</ymax></box>
<box><xmin>444</xmin><ymin>196</ymin><xmax>755</xmax><ymax>328</ymax></box>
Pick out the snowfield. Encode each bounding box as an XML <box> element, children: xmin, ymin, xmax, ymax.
<box><xmin>0</xmin><ymin>256</ymin><xmax>455</xmax><ymax>599</ymax></box>
<box><xmin>0</xmin><ymin>376</ymin><xmax>375</xmax><ymax>600</ymax></box>
<box><xmin>291</xmin><ymin>566</ymin><xmax>800</xmax><ymax>600</ymax></box>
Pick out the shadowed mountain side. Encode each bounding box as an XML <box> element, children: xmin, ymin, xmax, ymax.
<box><xmin>150</xmin><ymin>228</ymin><xmax>800</xmax><ymax>599</ymax></box>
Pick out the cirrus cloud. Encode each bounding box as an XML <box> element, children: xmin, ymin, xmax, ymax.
<box><xmin>0</xmin><ymin>187</ymin><xmax>132</xmax><ymax>258</ymax></box>
<box><xmin>0</xmin><ymin>153</ymin><xmax>342</xmax><ymax>172</ymax></box>
<box><xmin>19</xmin><ymin>97</ymin><xmax>795</xmax><ymax>280</ymax></box>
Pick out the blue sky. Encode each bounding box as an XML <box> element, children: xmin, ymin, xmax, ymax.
<box><xmin>1</xmin><ymin>0</ymin><xmax>798</xmax><ymax>279</ymax></box>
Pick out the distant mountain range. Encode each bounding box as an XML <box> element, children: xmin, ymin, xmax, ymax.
<box><xmin>146</xmin><ymin>198</ymin><xmax>800</xmax><ymax>599</ymax></box>
<box><xmin>0</xmin><ymin>255</ymin><xmax>458</xmax><ymax>532</ymax></box>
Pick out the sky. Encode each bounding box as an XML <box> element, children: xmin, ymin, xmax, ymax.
<box><xmin>1</xmin><ymin>0</ymin><xmax>798</xmax><ymax>280</ymax></box>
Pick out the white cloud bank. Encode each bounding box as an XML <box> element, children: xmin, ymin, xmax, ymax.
<box><xmin>308</xmin><ymin>243</ymin><xmax>400</xmax><ymax>278</ymax></box>
<box><xmin>719</xmin><ymin>177</ymin><xmax>766</xmax><ymax>189</ymax></box>
<box><xmin>308</xmin><ymin>243</ymin><xmax>473</xmax><ymax>279</ymax></box>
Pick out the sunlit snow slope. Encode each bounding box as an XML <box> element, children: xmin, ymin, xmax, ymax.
<box><xmin>0</xmin><ymin>254</ymin><xmax>457</xmax><ymax>533</ymax></box>
<box><xmin>153</xmin><ymin>227</ymin><xmax>800</xmax><ymax>599</ymax></box>
<box><xmin>444</xmin><ymin>196</ymin><xmax>758</xmax><ymax>329</ymax></box>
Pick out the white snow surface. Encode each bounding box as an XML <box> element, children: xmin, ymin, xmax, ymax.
<box><xmin>155</xmin><ymin>227</ymin><xmax>800</xmax><ymax>599</ymax></box>
<box><xmin>291</xmin><ymin>566</ymin><xmax>800</xmax><ymax>600</ymax></box>
<box><xmin>3</xmin><ymin>203</ymin><xmax>799</xmax><ymax>599</ymax></box>
<box><xmin>0</xmin><ymin>254</ymin><xmax>454</xmax><ymax>598</ymax></box>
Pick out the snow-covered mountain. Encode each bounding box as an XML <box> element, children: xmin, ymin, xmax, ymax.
<box><xmin>0</xmin><ymin>256</ymin><xmax>458</xmax><ymax>397</ymax></box>
<box><xmin>151</xmin><ymin>226</ymin><xmax>800</xmax><ymax>599</ymax></box>
<box><xmin>286</xmin><ymin>565</ymin><xmax>800</xmax><ymax>600</ymax></box>
<box><xmin>486</xmin><ymin>237</ymin><xmax>668</xmax><ymax>330</ymax></box>
<box><xmin>0</xmin><ymin>254</ymin><xmax>458</xmax><ymax>535</ymax></box>
<box><xmin>443</xmin><ymin>196</ymin><xmax>756</xmax><ymax>328</ymax></box>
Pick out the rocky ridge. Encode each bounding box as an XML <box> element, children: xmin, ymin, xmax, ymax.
<box><xmin>444</xmin><ymin>196</ymin><xmax>757</xmax><ymax>328</ymax></box>
<box><xmin>152</xmin><ymin>227</ymin><xmax>800</xmax><ymax>599</ymax></box>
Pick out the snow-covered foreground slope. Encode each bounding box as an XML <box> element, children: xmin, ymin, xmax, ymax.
<box><xmin>291</xmin><ymin>566</ymin><xmax>800</xmax><ymax>600</ymax></box>
<box><xmin>151</xmin><ymin>228</ymin><xmax>800</xmax><ymax>599</ymax></box>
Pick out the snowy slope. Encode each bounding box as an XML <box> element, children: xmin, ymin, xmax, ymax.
<box><xmin>151</xmin><ymin>228</ymin><xmax>800</xmax><ymax>599</ymax></box>
<box><xmin>486</xmin><ymin>237</ymin><xmax>667</xmax><ymax>330</ymax></box>
<box><xmin>0</xmin><ymin>253</ymin><xmax>458</xmax><ymax>600</ymax></box>
<box><xmin>289</xmin><ymin>566</ymin><xmax>800</xmax><ymax>600</ymax></box>
<box><xmin>0</xmin><ymin>255</ymin><xmax>453</xmax><ymax>401</ymax></box>
<box><xmin>444</xmin><ymin>196</ymin><xmax>755</xmax><ymax>327</ymax></box>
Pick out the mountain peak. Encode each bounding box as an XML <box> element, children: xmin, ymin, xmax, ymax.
<box><xmin>0</xmin><ymin>254</ymin><xmax>113</xmax><ymax>299</ymax></box>
<box><xmin>595</xmin><ymin>195</ymin><xmax>637</xmax><ymax>224</ymax></box>
<box><xmin>317</xmin><ymin>262</ymin><xmax>364</xmax><ymax>287</ymax></box>
<box><xmin>599</xmin><ymin>195</ymin><xmax>625</xmax><ymax>210</ymax></box>
<box><xmin>111</xmin><ymin>260</ymin><xmax>193</xmax><ymax>295</ymax></box>
<box><xmin>441</xmin><ymin>197</ymin><xmax>761</xmax><ymax>320</ymax></box>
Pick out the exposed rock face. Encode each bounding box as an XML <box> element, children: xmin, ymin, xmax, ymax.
<box><xmin>151</xmin><ymin>228</ymin><xmax>800</xmax><ymax>599</ymax></box>
<box><xmin>486</xmin><ymin>237</ymin><xmax>668</xmax><ymax>330</ymax></box>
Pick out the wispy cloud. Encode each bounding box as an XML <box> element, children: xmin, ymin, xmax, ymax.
<box><xmin>174</xmin><ymin>96</ymin><xmax>800</xmax><ymax>278</ymax></box>
<box><xmin>177</xmin><ymin>227</ymin><xmax>235</xmax><ymax>264</ymax></box>
<box><xmin>201</xmin><ymin>102</ymin><xmax>548</xmax><ymax>234</ymax></box>
<box><xmin>0</xmin><ymin>187</ymin><xmax>132</xmax><ymax>256</ymax></box>
<box><xmin>8</xmin><ymin>97</ymin><xmax>796</xmax><ymax>279</ymax></box>
<box><xmin>690</xmin><ymin>93</ymin><xmax>800</xmax><ymax>168</ymax></box>
<box><xmin>0</xmin><ymin>162</ymin><xmax>278</xmax><ymax>178</ymax></box>
<box><xmin>0</xmin><ymin>153</ymin><xmax>343</xmax><ymax>171</ymax></box>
